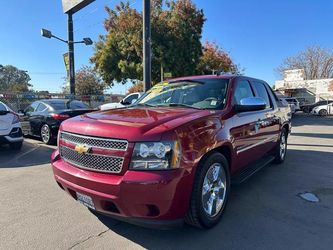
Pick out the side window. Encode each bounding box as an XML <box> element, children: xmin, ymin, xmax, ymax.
<box><xmin>233</xmin><ymin>80</ymin><xmax>254</xmax><ymax>105</ymax></box>
<box><xmin>124</xmin><ymin>94</ymin><xmax>139</xmax><ymax>104</ymax></box>
<box><xmin>26</xmin><ymin>102</ymin><xmax>39</xmax><ymax>113</ymax></box>
<box><xmin>252</xmin><ymin>82</ymin><xmax>272</xmax><ymax>109</ymax></box>
<box><xmin>36</xmin><ymin>103</ymin><xmax>47</xmax><ymax>112</ymax></box>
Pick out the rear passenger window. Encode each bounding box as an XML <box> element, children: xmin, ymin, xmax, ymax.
<box><xmin>36</xmin><ymin>103</ymin><xmax>47</xmax><ymax>112</ymax></box>
<box><xmin>26</xmin><ymin>102</ymin><xmax>39</xmax><ymax>113</ymax></box>
<box><xmin>252</xmin><ymin>82</ymin><xmax>272</xmax><ymax>109</ymax></box>
<box><xmin>234</xmin><ymin>80</ymin><xmax>254</xmax><ymax>105</ymax></box>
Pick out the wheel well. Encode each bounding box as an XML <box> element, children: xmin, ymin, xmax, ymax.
<box><xmin>198</xmin><ymin>145</ymin><xmax>232</xmax><ymax>171</ymax></box>
<box><xmin>40</xmin><ymin>123</ymin><xmax>46</xmax><ymax>132</ymax></box>
<box><xmin>282</xmin><ymin>123</ymin><xmax>290</xmax><ymax>135</ymax></box>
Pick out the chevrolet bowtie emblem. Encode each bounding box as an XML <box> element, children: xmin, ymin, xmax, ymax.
<box><xmin>74</xmin><ymin>144</ymin><xmax>91</xmax><ymax>154</ymax></box>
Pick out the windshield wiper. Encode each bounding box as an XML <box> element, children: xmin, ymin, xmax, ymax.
<box><xmin>172</xmin><ymin>79</ymin><xmax>205</xmax><ymax>85</ymax></box>
<box><xmin>164</xmin><ymin>103</ymin><xmax>203</xmax><ymax>110</ymax></box>
<box><xmin>135</xmin><ymin>103</ymin><xmax>157</xmax><ymax>107</ymax></box>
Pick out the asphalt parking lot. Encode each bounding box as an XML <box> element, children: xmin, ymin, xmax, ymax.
<box><xmin>1</xmin><ymin>114</ymin><xmax>332</xmax><ymax>250</ymax></box>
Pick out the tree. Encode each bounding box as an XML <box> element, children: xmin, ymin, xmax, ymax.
<box><xmin>277</xmin><ymin>46</ymin><xmax>333</xmax><ymax>80</ymax></box>
<box><xmin>62</xmin><ymin>66</ymin><xmax>105</xmax><ymax>95</ymax></box>
<box><xmin>0</xmin><ymin>65</ymin><xmax>32</xmax><ymax>92</ymax></box>
<box><xmin>198</xmin><ymin>42</ymin><xmax>240</xmax><ymax>75</ymax></box>
<box><xmin>91</xmin><ymin>0</ymin><xmax>205</xmax><ymax>86</ymax></box>
<box><xmin>127</xmin><ymin>81</ymin><xmax>143</xmax><ymax>94</ymax></box>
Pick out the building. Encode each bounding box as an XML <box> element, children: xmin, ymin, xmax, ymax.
<box><xmin>275</xmin><ymin>69</ymin><xmax>333</xmax><ymax>105</ymax></box>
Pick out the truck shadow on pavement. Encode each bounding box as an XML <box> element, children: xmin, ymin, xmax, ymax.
<box><xmin>0</xmin><ymin>141</ymin><xmax>54</xmax><ymax>168</ymax></box>
<box><xmin>91</xmin><ymin>148</ymin><xmax>333</xmax><ymax>250</ymax></box>
<box><xmin>292</xmin><ymin>114</ymin><xmax>333</xmax><ymax>127</ymax></box>
<box><xmin>291</xmin><ymin>132</ymin><xmax>333</xmax><ymax>139</ymax></box>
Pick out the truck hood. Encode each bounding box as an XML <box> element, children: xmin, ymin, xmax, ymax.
<box><xmin>60</xmin><ymin>107</ymin><xmax>214</xmax><ymax>141</ymax></box>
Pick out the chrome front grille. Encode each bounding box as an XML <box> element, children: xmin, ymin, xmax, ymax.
<box><xmin>59</xmin><ymin>131</ymin><xmax>128</xmax><ymax>173</ymax></box>
<box><xmin>60</xmin><ymin>132</ymin><xmax>128</xmax><ymax>151</ymax></box>
<box><xmin>60</xmin><ymin>146</ymin><xmax>123</xmax><ymax>173</ymax></box>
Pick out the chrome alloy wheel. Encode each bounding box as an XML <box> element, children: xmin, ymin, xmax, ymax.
<box><xmin>201</xmin><ymin>163</ymin><xmax>227</xmax><ymax>217</ymax></box>
<box><xmin>280</xmin><ymin>133</ymin><xmax>287</xmax><ymax>160</ymax></box>
<box><xmin>41</xmin><ymin>125</ymin><xmax>50</xmax><ymax>143</ymax></box>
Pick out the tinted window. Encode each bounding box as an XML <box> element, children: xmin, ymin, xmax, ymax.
<box><xmin>0</xmin><ymin>103</ymin><xmax>7</xmax><ymax>111</ymax></box>
<box><xmin>48</xmin><ymin>101</ymin><xmax>66</xmax><ymax>110</ymax></box>
<box><xmin>36</xmin><ymin>103</ymin><xmax>48</xmax><ymax>112</ymax></box>
<box><xmin>252</xmin><ymin>82</ymin><xmax>271</xmax><ymax>108</ymax></box>
<box><xmin>233</xmin><ymin>80</ymin><xmax>254</xmax><ymax>105</ymax></box>
<box><xmin>26</xmin><ymin>102</ymin><xmax>39</xmax><ymax>113</ymax></box>
<box><xmin>47</xmin><ymin>100</ymin><xmax>87</xmax><ymax>110</ymax></box>
<box><xmin>68</xmin><ymin>100</ymin><xmax>88</xmax><ymax>109</ymax></box>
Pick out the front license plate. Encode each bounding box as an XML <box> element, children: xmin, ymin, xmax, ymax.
<box><xmin>76</xmin><ymin>192</ymin><xmax>95</xmax><ymax>210</ymax></box>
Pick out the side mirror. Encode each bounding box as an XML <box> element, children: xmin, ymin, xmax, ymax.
<box><xmin>235</xmin><ymin>97</ymin><xmax>267</xmax><ymax>112</ymax></box>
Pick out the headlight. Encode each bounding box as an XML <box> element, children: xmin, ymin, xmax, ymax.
<box><xmin>130</xmin><ymin>141</ymin><xmax>181</xmax><ymax>170</ymax></box>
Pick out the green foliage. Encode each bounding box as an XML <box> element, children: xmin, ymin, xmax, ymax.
<box><xmin>91</xmin><ymin>0</ymin><xmax>205</xmax><ymax>85</ymax></box>
<box><xmin>127</xmin><ymin>81</ymin><xmax>143</xmax><ymax>94</ymax></box>
<box><xmin>198</xmin><ymin>42</ymin><xmax>241</xmax><ymax>75</ymax></box>
<box><xmin>0</xmin><ymin>65</ymin><xmax>32</xmax><ymax>92</ymax></box>
<box><xmin>62</xmin><ymin>66</ymin><xmax>106</xmax><ymax>95</ymax></box>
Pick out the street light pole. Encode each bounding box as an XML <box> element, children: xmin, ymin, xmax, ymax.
<box><xmin>68</xmin><ymin>12</ymin><xmax>75</xmax><ymax>96</ymax></box>
<box><xmin>143</xmin><ymin>0</ymin><xmax>151</xmax><ymax>92</ymax></box>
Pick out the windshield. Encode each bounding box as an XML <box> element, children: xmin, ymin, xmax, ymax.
<box><xmin>136</xmin><ymin>79</ymin><xmax>229</xmax><ymax>110</ymax></box>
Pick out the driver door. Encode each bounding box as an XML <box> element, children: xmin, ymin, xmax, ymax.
<box><xmin>20</xmin><ymin>102</ymin><xmax>39</xmax><ymax>135</ymax></box>
<box><xmin>230</xmin><ymin>79</ymin><xmax>266</xmax><ymax>172</ymax></box>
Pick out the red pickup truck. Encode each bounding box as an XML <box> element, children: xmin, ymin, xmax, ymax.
<box><xmin>51</xmin><ymin>75</ymin><xmax>291</xmax><ymax>229</ymax></box>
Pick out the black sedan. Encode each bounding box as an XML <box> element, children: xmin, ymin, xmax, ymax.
<box><xmin>19</xmin><ymin>99</ymin><xmax>94</xmax><ymax>144</ymax></box>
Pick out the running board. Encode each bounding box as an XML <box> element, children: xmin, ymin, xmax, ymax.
<box><xmin>231</xmin><ymin>155</ymin><xmax>275</xmax><ymax>185</ymax></box>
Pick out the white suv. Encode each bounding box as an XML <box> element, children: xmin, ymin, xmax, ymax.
<box><xmin>0</xmin><ymin>101</ymin><xmax>23</xmax><ymax>150</ymax></box>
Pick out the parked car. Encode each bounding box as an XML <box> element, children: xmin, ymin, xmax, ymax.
<box><xmin>51</xmin><ymin>75</ymin><xmax>291</xmax><ymax>229</ymax></box>
<box><xmin>99</xmin><ymin>92</ymin><xmax>143</xmax><ymax>110</ymax></box>
<box><xmin>311</xmin><ymin>102</ymin><xmax>333</xmax><ymax>116</ymax></box>
<box><xmin>280</xmin><ymin>97</ymin><xmax>300</xmax><ymax>111</ymax></box>
<box><xmin>301</xmin><ymin>100</ymin><xmax>333</xmax><ymax>113</ymax></box>
<box><xmin>279</xmin><ymin>98</ymin><xmax>295</xmax><ymax>115</ymax></box>
<box><xmin>0</xmin><ymin>101</ymin><xmax>23</xmax><ymax>150</ymax></box>
<box><xmin>19</xmin><ymin>99</ymin><xmax>94</xmax><ymax>144</ymax></box>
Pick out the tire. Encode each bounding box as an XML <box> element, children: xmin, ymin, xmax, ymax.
<box><xmin>10</xmin><ymin>141</ymin><xmax>23</xmax><ymax>150</ymax></box>
<box><xmin>273</xmin><ymin>128</ymin><xmax>288</xmax><ymax>164</ymax></box>
<box><xmin>319</xmin><ymin>109</ymin><xmax>328</xmax><ymax>116</ymax></box>
<box><xmin>40</xmin><ymin>124</ymin><xmax>54</xmax><ymax>145</ymax></box>
<box><xmin>185</xmin><ymin>152</ymin><xmax>230</xmax><ymax>229</ymax></box>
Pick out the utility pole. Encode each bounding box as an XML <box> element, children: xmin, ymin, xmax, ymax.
<box><xmin>68</xmin><ymin>12</ymin><xmax>75</xmax><ymax>96</ymax></box>
<box><xmin>143</xmin><ymin>0</ymin><xmax>151</xmax><ymax>92</ymax></box>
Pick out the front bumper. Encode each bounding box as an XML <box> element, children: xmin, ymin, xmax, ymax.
<box><xmin>311</xmin><ymin>109</ymin><xmax>319</xmax><ymax>115</ymax></box>
<box><xmin>51</xmin><ymin>150</ymin><xmax>193</xmax><ymax>228</ymax></box>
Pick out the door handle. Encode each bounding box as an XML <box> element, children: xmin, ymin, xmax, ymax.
<box><xmin>256</xmin><ymin>119</ymin><xmax>264</xmax><ymax>126</ymax></box>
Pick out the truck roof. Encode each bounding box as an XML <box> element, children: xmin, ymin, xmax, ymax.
<box><xmin>169</xmin><ymin>74</ymin><xmax>267</xmax><ymax>84</ymax></box>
